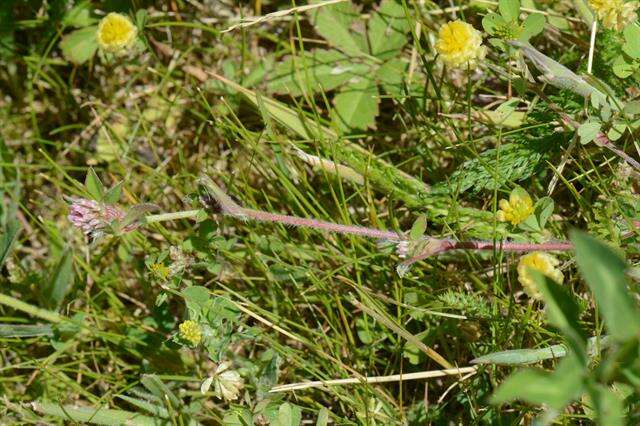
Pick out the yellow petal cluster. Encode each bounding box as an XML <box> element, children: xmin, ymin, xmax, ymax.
<box><xmin>517</xmin><ymin>252</ymin><xmax>564</xmax><ymax>299</ymax></box>
<box><xmin>589</xmin><ymin>0</ymin><xmax>639</xmax><ymax>31</ymax></box>
<box><xmin>97</xmin><ymin>12</ymin><xmax>137</xmax><ymax>52</ymax></box>
<box><xmin>178</xmin><ymin>320</ymin><xmax>202</xmax><ymax>346</ymax></box>
<box><xmin>435</xmin><ymin>20</ymin><xmax>487</xmax><ymax>69</ymax></box>
<box><xmin>496</xmin><ymin>190</ymin><xmax>534</xmax><ymax>225</ymax></box>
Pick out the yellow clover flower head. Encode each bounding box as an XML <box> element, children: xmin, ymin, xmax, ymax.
<box><xmin>496</xmin><ymin>187</ymin><xmax>534</xmax><ymax>226</ymax></box>
<box><xmin>97</xmin><ymin>12</ymin><xmax>138</xmax><ymax>53</ymax></box>
<box><xmin>589</xmin><ymin>0</ymin><xmax>639</xmax><ymax>31</ymax></box>
<box><xmin>178</xmin><ymin>320</ymin><xmax>202</xmax><ymax>346</ymax></box>
<box><xmin>435</xmin><ymin>20</ymin><xmax>487</xmax><ymax>69</ymax></box>
<box><xmin>517</xmin><ymin>252</ymin><xmax>564</xmax><ymax>299</ymax></box>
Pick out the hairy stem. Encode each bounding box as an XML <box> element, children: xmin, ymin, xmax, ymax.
<box><xmin>145</xmin><ymin>209</ymin><xmax>201</xmax><ymax>224</ymax></box>
<box><xmin>199</xmin><ymin>177</ymin><xmax>577</xmax><ymax>266</ymax></box>
<box><xmin>400</xmin><ymin>239</ymin><xmax>574</xmax><ymax>269</ymax></box>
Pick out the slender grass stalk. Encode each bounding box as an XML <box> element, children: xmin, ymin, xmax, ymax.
<box><xmin>270</xmin><ymin>366</ymin><xmax>478</xmax><ymax>392</ymax></box>
<box><xmin>587</xmin><ymin>21</ymin><xmax>597</xmax><ymax>74</ymax></box>
<box><xmin>0</xmin><ymin>293</ymin><xmax>63</xmax><ymax>324</ymax></box>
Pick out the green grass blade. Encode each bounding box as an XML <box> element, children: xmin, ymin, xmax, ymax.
<box><xmin>0</xmin><ymin>323</ymin><xmax>53</xmax><ymax>337</ymax></box>
<box><xmin>31</xmin><ymin>402</ymin><xmax>161</xmax><ymax>425</ymax></box>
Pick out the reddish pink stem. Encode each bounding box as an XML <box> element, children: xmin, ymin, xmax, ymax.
<box><xmin>202</xmin><ymin>178</ymin><xmax>579</xmax><ymax>267</ymax></box>
<box><xmin>453</xmin><ymin>240</ymin><xmax>574</xmax><ymax>252</ymax></box>
<box><xmin>240</xmin><ymin>208</ymin><xmax>401</xmax><ymax>240</ymax></box>
<box><xmin>400</xmin><ymin>239</ymin><xmax>574</xmax><ymax>268</ymax></box>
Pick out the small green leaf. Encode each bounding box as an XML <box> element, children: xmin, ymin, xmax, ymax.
<box><xmin>103</xmin><ymin>181</ymin><xmax>123</xmax><ymax>204</ymax></box>
<box><xmin>510</xmin><ymin>185</ymin><xmax>529</xmax><ymax>200</ymax></box>
<box><xmin>518</xmin><ymin>214</ymin><xmax>541</xmax><ymax>232</ymax></box>
<box><xmin>607</xmin><ymin>122</ymin><xmax>626</xmax><ymax>141</ymax></box>
<box><xmin>310</xmin><ymin>1</ymin><xmax>367</xmax><ymax>56</ymax></box>
<box><xmin>622</xmin><ymin>24</ymin><xmax>640</xmax><ymax>59</ymax></box>
<box><xmin>534</xmin><ymin>272</ymin><xmax>587</xmax><ymax>360</ymax></box>
<box><xmin>63</xmin><ymin>1</ymin><xmax>97</xmax><ymax>28</ymax></box>
<box><xmin>499</xmin><ymin>0</ymin><xmax>520</xmax><ymax>21</ymax></box>
<box><xmin>32</xmin><ymin>402</ymin><xmax>157</xmax><ymax>426</ymax></box>
<box><xmin>591</xmin><ymin>384</ymin><xmax>625</xmax><ymax>426</ymax></box>
<box><xmin>140</xmin><ymin>375</ymin><xmax>180</xmax><ymax>408</ymax></box>
<box><xmin>623</xmin><ymin>100</ymin><xmax>640</xmax><ymax>116</ymax></box>
<box><xmin>135</xmin><ymin>9</ymin><xmax>149</xmax><ymax>30</ymax></box>
<box><xmin>332</xmin><ymin>77</ymin><xmax>379</xmax><ymax>131</ymax></box>
<box><xmin>574</xmin><ymin>0</ymin><xmax>595</xmax><ymax>25</ymax></box>
<box><xmin>577</xmin><ymin>121</ymin><xmax>601</xmax><ymax>145</ymax></box>
<box><xmin>409</xmin><ymin>215</ymin><xmax>427</xmax><ymax>240</ymax></box>
<box><xmin>534</xmin><ymin>196</ymin><xmax>554</xmax><ymax>229</ymax></box>
<box><xmin>60</xmin><ymin>25</ymin><xmax>98</xmax><ymax>65</ymax></box>
<box><xmin>571</xmin><ymin>231</ymin><xmax>640</xmax><ymax>341</ymax></box>
<box><xmin>316</xmin><ymin>408</ymin><xmax>329</xmax><ymax>426</ymax></box>
<box><xmin>182</xmin><ymin>286</ymin><xmax>211</xmax><ymax>309</ymax></box>
<box><xmin>491</xmin><ymin>354</ymin><xmax>585</xmax><ymax>411</ymax></box>
<box><xmin>613</xmin><ymin>55</ymin><xmax>635</xmax><ymax>79</ymax></box>
<box><xmin>46</xmin><ymin>249</ymin><xmax>74</xmax><ymax>310</ymax></box>
<box><xmin>377</xmin><ymin>58</ymin><xmax>408</xmax><ymax>98</ymax></box>
<box><xmin>520</xmin><ymin>13</ymin><xmax>545</xmax><ymax>41</ymax></box>
<box><xmin>277</xmin><ymin>402</ymin><xmax>302</xmax><ymax>426</ymax></box>
<box><xmin>117</xmin><ymin>395</ymin><xmax>169</xmax><ymax>418</ymax></box>
<box><xmin>599</xmin><ymin>101</ymin><xmax>612</xmax><ymax>122</ymax></box>
<box><xmin>482</xmin><ymin>13</ymin><xmax>505</xmax><ymax>35</ymax></box>
<box><xmin>0</xmin><ymin>217</ymin><xmax>19</xmax><ymax>267</ymax></box>
<box><xmin>84</xmin><ymin>167</ymin><xmax>104</xmax><ymax>199</ymax></box>
<box><xmin>121</xmin><ymin>203</ymin><xmax>159</xmax><ymax>230</ymax></box>
<box><xmin>485</xmin><ymin>109</ymin><xmax>526</xmax><ymax>128</ymax></box>
<box><xmin>368</xmin><ymin>0</ymin><xmax>410</xmax><ymax>59</ymax></box>
<box><xmin>222</xmin><ymin>407</ymin><xmax>254</xmax><ymax>426</ymax></box>
<box><xmin>267</xmin><ymin>49</ymin><xmax>370</xmax><ymax>96</ymax></box>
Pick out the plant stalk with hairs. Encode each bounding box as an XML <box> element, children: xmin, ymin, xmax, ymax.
<box><xmin>71</xmin><ymin>177</ymin><xmax>614</xmax><ymax>274</ymax></box>
<box><xmin>194</xmin><ymin>177</ymin><xmax>575</xmax><ymax>275</ymax></box>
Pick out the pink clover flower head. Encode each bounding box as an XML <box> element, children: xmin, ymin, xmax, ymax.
<box><xmin>67</xmin><ymin>197</ymin><xmax>136</xmax><ymax>239</ymax></box>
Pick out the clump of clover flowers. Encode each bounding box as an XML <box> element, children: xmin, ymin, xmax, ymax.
<box><xmin>68</xmin><ymin>197</ymin><xmax>132</xmax><ymax>239</ymax></box>
<box><xmin>178</xmin><ymin>320</ymin><xmax>203</xmax><ymax>346</ymax></box>
<box><xmin>435</xmin><ymin>20</ymin><xmax>487</xmax><ymax>69</ymax></box>
<box><xmin>496</xmin><ymin>187</ymin><xmax>534</xmax><ymax>226</ymax></box>
<box><xmin>66</xmin><ymin>170</ymin><xmax>207</xmax><ymax>241</ymax></box>
<box><xmin>589</xmin><ymin>0</ymin><xmax>638</xmax><ymax>31</ymax></box>
<box><xmin>517</xmin><ymin>252</ymin><xmax>564</xmax><ymax>299</ymax></box>
<box><xmin>67</xmin><ymin>195</ymin><xmax>158</xmax><ymax>240</ymax></box>
<box><xmin>59</xmin><ymin>7</ymin><xmax>146</xmax><ymax>65</ymax></box>
<box><xmin>97</xmin><ymin>12</ymin><xmax>138</xmax><ymax>53</ymax></box>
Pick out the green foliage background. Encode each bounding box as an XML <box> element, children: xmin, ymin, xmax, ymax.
<box><xmin>2</xmin><ymin>0</ymin><xmax>640</xmax><ymax>424</ymax></box>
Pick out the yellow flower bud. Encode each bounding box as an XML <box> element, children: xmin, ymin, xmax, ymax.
<box><xmin>589</xmin><ymin>0</ymin><xmax>638</xmax><ymax>31</ymax></box>
<box><xmin>178</xmin><ymin>320</ymin><xmax>202</xmax><ymax>346</ymax></box>
<box><xmin>496</xmin><ymin>187</ymin><xmax>534</xmax><ymax>226</ymax></box>
<box><xmin>435</xmin><ymin>20</ymin><xmax>487</xmax><ymax>69</ymax></box>
<box><xmin>517</xmin><ymin>252</ymin><xmax>564</xmax><ymax>299</ymax></box>
<box><xmin>97</xmin><ymin>12</ymin><xmax>137</xmax><ymax>53</ymax></box>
